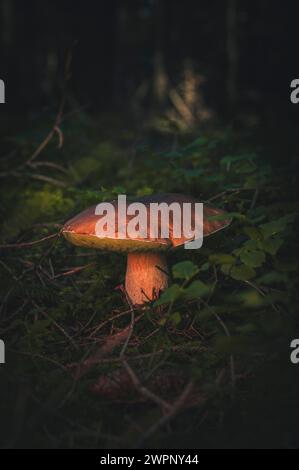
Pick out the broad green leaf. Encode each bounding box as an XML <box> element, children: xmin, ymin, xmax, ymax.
<box><xmin>256</xmin><ymin>271</ymin><xmax>287</xmax><ymax>285</ymax></box>
<box><xmin>220</xmin><ymin>153</ymin><xmax>257</xmax><ymax>171</ymax></box>
<box><xmin>240</xmin><ymin>249</ymin><xmax>265</xmax><ymax>268</ymax></box>
<box><xmin>221</xmin><ymin>264</ymin><xmax>233</xmax><ymax>275</ymax></box>
<box><xmin>172</xmin><ymin>261</ymin><xmax>198</xmax><ymax>280</ymax></box>
<box><xmin>258</xmin><ymin>237</ymin><xmax>283</xmax><ymax>255</ymax></box>
<box><xmin>209</xmin><ymin>254</ymin><xmax>236</xmax><ymax>265</ymax></box>
<box><xmin>184</xmin><ymin>280</ymin><xmax>210</xmax><ymax>299</ymax></box>
<box><xmin>260</xmin><ymin>214</ymin><xmax>295</xmax><ymax>238</ymax></box>
<box><xmin>184</xmin><ymin>136</ymin><xmax>209</xmax><ymax>151</ymax></box>
<box><xmin>230</xmin><ymin>264</ymin><xmax>256</xmax><ymax>281</ymax></box>
<box><xmin>155</xmin><ymin>284</ymin><xmax>182</xmax><ymax>306</ymax></box>
<box><xmin>200</xmin><ymin>262</ymin><xmax>211</xmax><ymax>271</ymax></box>
<box><xmin>244</xmin><ymin>226</ymin><xmax>263</xmax><ymax>241</ymax></box>
<box><xmin>243</xmin><ymin>239</ymin><xmax>259</xmax><ymax>250</ymax></box>
<box><xmin>136</xmin><ymin>186</ymin><xmax>154</xmax><ymax>196</ymax></box>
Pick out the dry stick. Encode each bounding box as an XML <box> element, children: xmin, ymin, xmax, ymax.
<box><xmin>122</xmin><ymin>358</ymin><xmax>172</xmax><ymax>413</ymax></box>
<box><xmin>79</xmin><ymin>346</ymin><xmax>203</xmax><ymax>365</ymax></box>
<box><xmin>69</xmin><ymin>318</ymin><xmax>144</xmax><ymax>380</ymax></box>
<box><xmin>207</xmin><ymin>187</ymin><xmax>256</xmax><ymax>203</ymax></box>
<box><xmin>0</xmin><ymin>233</ymin><xmax>59</xmax><ymax>250</ymax></box>
<box><xmin>11</xmin><ymin>349</ymin><xmax>67</xmax><ymax>372</ymax></box>
<box><xmin>52</xmin><ymin>262</ymin><xmax>96</xmax><ymax>280</ymax></box>
<box><xmin>32</xmin><ymin>301</ymin><xmax>78</xmax><ymax>351</ymax></box>
<box><xmin>213</xmin><ymin>311</ymin><xmax>236</xmax><ymax>395</ymax></box>
<box><xmin>120</xmin><ymin>290</ymin><xmax>172</xmax><ymax>413</ymax></box>
<box><xmin>134</xmin><ymin>381</ymin><xmax>194</xmax><ymax>448</ymax></box>
<box><xmin>27</xmin><ymin>126</ymin><xmax>63</xmax><ymax>164</ymax></box>
<box><xmin>28</xmin><ymin>173</ymin><xmax>67</xmax><ymax>187</ymax></box>
<box><xmin>201</xmin><ymin>289</ymin><xmax>236</xmax><ymax>396</ymax></box>
<box><xmin>27</xmin><ymin>46</ymin><xmax>73</xmax><ymax>165</ymax></box>
<box><xmin>89</xmin><ymin>308</ymin><xmax>133</xmax><ymax>338</ymax></box>
<box><xmin>0</xmin><ymin>49</ymin><xmax>74</xmax><ymax>184</ymax></box>
<box><xmin>244</xmin><ymin>279</ymin><xmax>281</xmax><ymax>314</ymax></box>
<box><xmin>250</xmin><ymin>188</ymin><xmax>259</xmax><ymax>210</ymax></box>
<box><xmin>28</xmin><ymin>161</ymin><xmax>69</xmax><ymax>175</ymax></box>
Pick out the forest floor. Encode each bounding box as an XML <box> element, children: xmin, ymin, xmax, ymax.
<box><xmin>0</xmin><ymin>110</ymin><xmax>299</xmax><ymax>449</ymax></box>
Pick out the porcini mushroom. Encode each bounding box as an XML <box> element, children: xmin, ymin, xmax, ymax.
<box><xmin>62</xmin><ymin>194</ymin><xmax>230</xmax><ymax>305</ymax></box>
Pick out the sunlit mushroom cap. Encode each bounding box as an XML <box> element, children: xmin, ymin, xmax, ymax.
<box><xmin>62</xmin><ymin>193</ymin><xmax>231</xmax><ymax>252</ymax></box>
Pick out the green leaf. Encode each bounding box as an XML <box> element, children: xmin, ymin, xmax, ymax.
<box><xmin>243</xmin><ymin>239</ymin><xmax>259</xmax><ymax>250</ymax></box>
<box><xmin>256</xmin><ymin>271</ymin><xmax>287</xmax><ymax>285</ymax></box>
<box><xmin>221</xmin><ymin>264</ymin><xmax>233</xmax><ymax>275</ymax></box>
<box><xmin>136</xmin><ymin>186</ymin><xmax>154</xmax><ymax>196</ymax></box>
<box><xmin>240</xmin><ymin>249</ymin><xmax>266</xmax><ymax>268</ymax></box>
<box><xmin>244</xmin><ymin>226</ymin><xmax>263</xmax><ymax>241</ymax></box>
<box><xmin>208</xmin><ymin>212</ymin><xmax>244</xmax><ymax>222</ymax></box>
<box><xmin>184</xmin><ymin>280</ymin><xmax>210</xmax><ymax>300</ymax></box>
<box><xmin>260</xmin><ymin>215</ymin><xmax>295</xmax><ymax>238</ymax></box>
<box><xmin>220</xmin><ymin>153</ymin><xmax>257</xmax><ymax>171</ymax></box>
<box><xmin>155</xmin><ymin>284</ymin><xmax>182</xmax><ymax>306</ymax></box>
<box><xmin>209</xmin><ymin>254</ymin><xmax>236</xmax><ymax>265</ymax></box>
<box><xmin>172</xmin><ymin>261</ymin><xmax>198</xmax><ymax>280</ymax></box>
<box><xmin>184</xmin><ymin>136</ymin><xmax>209</xmax><ymax>151</ymax></box>
<box><xmin>258</xmin><ymin>238</ymin><xmax>283</xmax><ymax>255</ymax></box>
<box><xmin>200</xmin><ymin>262</ymin><xmax>211</xmax><ymax>271</ymax></box>
<box><xmin>230</xmin><ymin>265</ymin><xmax>256</xmax><ymax>281</ymax></box>
<box><xmin>169</xmin><ymin>312</ymin><xmax>182</xmax><ymax>326</ymax></box>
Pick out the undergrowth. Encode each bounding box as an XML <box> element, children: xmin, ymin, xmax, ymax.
<box><xmin>0</xmin><ymin>114</ymin><xmax>299</xmax><ymax>449</ymax></box>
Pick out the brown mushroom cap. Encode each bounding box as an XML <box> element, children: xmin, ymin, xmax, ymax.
<box><xmin>62</xmin><ymin>193</ymin><xmax>231</xmax><ymax>252</ymax></box>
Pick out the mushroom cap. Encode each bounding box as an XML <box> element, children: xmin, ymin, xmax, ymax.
<box><xmin>62</xmin><ymin>193</ymin><xmax>231</xmax><ymax>253</ymax></box>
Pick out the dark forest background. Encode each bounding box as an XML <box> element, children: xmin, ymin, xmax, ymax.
<box><xmin>1</xmin><ymin>0</ymin><xmax>299</xmax><ymax>120</ymax></box>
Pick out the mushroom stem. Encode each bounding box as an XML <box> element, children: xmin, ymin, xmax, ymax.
<box><xmin>125</xmin><ymin>252</ymin><xmax>169</xmax><ymax>305</ymax></box>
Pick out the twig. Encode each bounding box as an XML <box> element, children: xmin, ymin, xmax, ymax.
<box><xmin>88</xmin><ymin>308</ymin><xmax>133</xmax><ymax>338</ymax></box>
<box><xmin>120</xmin><ymin>288</ymin><xmax>136</xmax><ymax>358</ymax></box>
<box><xmin>213</xmin><ymin>312</ymin><xmax>236</xmax><ymax>395</ymax></box>
<box><xmin>201</xmin><ymin>297</ymin><xmax>236</xmax><ymax>396</ymax></box>
<box><xmin>135</xmin><ymin>381</ymin><xmax>194</xmax><ymax>448</ymax></box>
<box><xmin>119</xmin><ymin>289</ymin><xmax>173</xmax><ymax>413</ymax></box>
<box><xmin>26</xmin><ymin>46</ymin><xmax>74</xmax><ymax>164</ymax></box>
<box><xmin>244</xmin><ymin>280</ymin><xmax>281</xmax><ymax>314</ymax></box>
<box><xmin>122</xmin><ymin>358</ymin><xmax>172</xmax><ymax>413</ymax></box>
<box><xmin>32</xmin><ymin>301</ymin><xmax>78</xmax><ymax>351</ymax></box>
<box><xmin>52</xmin><ymin>263</ymin><xmax>96</xmax><ymax>279</ymax></box>
<box><xmin>0</xmin><ymin>233</ymin><xmax>59</xmax><ymax>250</ymax></box>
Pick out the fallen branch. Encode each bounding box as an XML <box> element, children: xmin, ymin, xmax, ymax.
<box><xmin>0</xmin><ymin>233</ymin><xmax>59</xmax><ymax>250</ymax></box>
<box><xmin>135</xmin><ymin>381</ymin><xmax>194</xmax><ymax>448</ymax></box>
